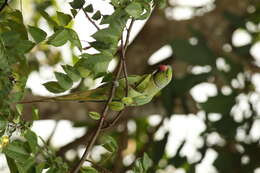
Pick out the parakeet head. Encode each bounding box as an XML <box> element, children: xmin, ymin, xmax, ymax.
<box><xmin>153</xmin><ymin>65</ymin><xmax>172</xmax><ymax>89</ymax></box>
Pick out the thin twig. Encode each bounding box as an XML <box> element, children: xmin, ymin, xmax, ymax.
<box><xmin>124</xmin><ymin>19</ymin><xmax>135</xmax><ymax>50</ymax></box>
<box><xmin>120</xmin><ymin>18</ymin><xmax>135</xmax><ymax>96</ymax></box>
<box><xmin>120</xmin><ymin>36</ymin><xmax>129</xmax><ymax>96</ymax></box>
<box><xmin>81</xmin><ymin>8</ymin><xmax>100</xmax><ymax>30</ymax></box>
<box><xmin>70</xmin><ymin>60</ymin><xmax>124</xmax><ymax>173</ymax></box>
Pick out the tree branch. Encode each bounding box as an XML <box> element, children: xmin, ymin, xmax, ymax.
<box><xmin>81</xmin><ymin>8</ymin><xmax>100</xmax><ymax>30</ymax></box>
<box><xmin>70</xmin><ymin>59</ymin><xmax>124</xmax><ymax>173</ymax></box>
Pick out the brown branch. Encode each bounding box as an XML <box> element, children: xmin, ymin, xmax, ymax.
<box><xmin>120</xmin><ymin>18</ymin><xmax>135</xmax><ymax>97</ymax></box>
<box><xmin>120</xmin><ymin>36</ymin><xmax>129</xmax><ymax>96</ymax></box>
<box><xmin>70</xmin><ymin>59</ymin><xmax>124</xmax><ymax>173</ymax></box>
<box><xmin>124</xmin><ymin>19</ymin><xmax>135</xmax><ymax>50</ymax></box>
<box><xmin>70</xmin><ymin>18</ymin><xmax>136</xmax><ymax>172</ymax></box>
<box><xmin>81</xmin><ymin>8</ymin><xmax>100</xmax><ymax>30</ymax></box>
<box><xmin>57</xmin><ymin>110</ymin><xmax>126</xmax><ymax>159</ymax></box>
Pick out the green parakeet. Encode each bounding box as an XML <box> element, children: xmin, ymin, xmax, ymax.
<box><xmin>19</xmin><ymin>65</ymin><xmax>172</xmax><ymax>109</ymax></box>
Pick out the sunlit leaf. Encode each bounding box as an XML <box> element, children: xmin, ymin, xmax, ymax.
<box><xmin>24</xmin><ymin>130</ymin><xmax>38</xmax><ymax>153</ymax></box>
<box><xmin>70</xmin><ymin>0</ymin><xmax>85</xmax><ymax>9</ymax></box>
<box><xmin>47</xmin><ymin>28</ymin><xmax>70</xmax><ymax>47</ymax></box>
<box><xmin>102</xmin><ymin>136</ymin><xmax>118</xmax><ymax>153</ymax></box>
<box><xmin>80</xmin><ymin>166</ymin><xmax>99</xmax><ymax>173</ymax></box>
<box><xmin>43</xmin><ymin>81</ymin><xmax>65</xmax><ymax>93</ymax></box>
<box><xmin>3</xmin><ymin>141</ymin><xmax>30</xmax><ymax>163</ymax></box>
<box><xmin>62</xmin><ymin>65</ymin><xmax>81</xmax><ymax>82</ymax></box>
<box><xmin>38</xmin><ymin>9</ymin><xmax>58</xmax><ymax>26</ymax></box>
<box><xmin>84</xmin><ymin>4</ymin><xmax>93</xmax><ymax>13</ymax></box>
<box><xmin>68</xmin><ymin>28</ymin><xmax>82</xmax><ymax>51</ymax></box>
<box><xmin>57</xmin><ymin>11</ymin><xmax>72</xmax><ymax>26</ymax></box>
<box><xmin>88</xmin><ymin>111</ymin><xmax>101</xmax><ymax>120</ymax></box>
<box><xmin>125</xmin><ymin>2</ymin><xmax>143</xmax><ymax>19</ymax></box>
<box><xmin>92</xmin><ymin>10</ymin><xmax>101</xmax><ymax>20</ymax></box>
<box><xmin>28</xmin><ymin>26</ymin><xmax>47</xmax><ymax>43</ymax></box>
<box><xmin>142</xmin><ymin>153</ymin><xmax>153</xmax><ymax>171</ymax></box>
<box><xmin>55</xmin><ymin>72</ymin><xmax>73</xmax><ymax>90</ymax></box>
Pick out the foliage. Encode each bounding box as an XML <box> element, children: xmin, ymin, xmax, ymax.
<box><xmin>0</xmin><ymin>0</ymin><xmax>260</xmax><ymax>173</ymax></box>
<box><xmin>0</xmin><ymin>0</ymin><xmax>161</xmax><ymax>172</ymax></box>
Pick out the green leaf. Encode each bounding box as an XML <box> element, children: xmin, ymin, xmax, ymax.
<box><xmin>36</xmin><ymin>163</ymin><xmax>45</xmax><ymax>173</ymax></box>
<box><xmin>108</xmin><ymin>101</ymin><xmax>124</xmax><ymax>111</ymax></box>
<box><xmin>28</xmin><ymin>26</ymin><xmax>47</xmax><ymax>43</ymax></box>
<box><xmin>69</xmin><ymin>0</ymin><xmax>85</xmax><ymax>9</ymax></box>
<box><xmin>92</xmin><ymin>11</ymin><xmax>101</xmax><ymax>20</ymax></box>
<box><xmin>68</xmin><ymin>28</ymin><xmax>82</xmax><ymax>51</ymax></box>
<box><xmin>5</xmin><ymin>156</ymin><xmax>19</xmax><ymax>173</ymax></box>
<box><xmin>55</xmin><ymin>72</ymin><xmax>73</xmax><ymax>90</ymax></box>
<box><xmin>32</xmin><ymin>106</ymin><xmax>40</xmax><ymax>120</ymax></box>
<box><xmin>133</xmin><ymin>153</ymin><xmax>152</xmax><ymax>173</ymax></box>
<box><xmin>47</xmin><ymin>29</ymin><xmax>70</xmax><ymax>47</ymax></box>
<box><xmin>3</xmin><ymin>141</ymin><xmax>30</xmax><ymax>163</ymax></box>
<box><xmin>125</xmin><ymin>2</ymin><xmax>143</xmax><ymax>19</ymax></box>
<box><xmin>43</xmin><ymin>81</ymin><xmax>66</xmax><ymax>93</ymax></box>
<box><xmin>142</xmin><ymin>153</ymin><xmax>153</xmax><ymax>171</ymax></box>
<box><xmin>155</xmin><ymin>0</ymin><xmax>167</xmax><ymax>8</ymax></box>
<box><xmin>16</xmin><ymin>156</ymin><xmax>36</xmax><ymax>173</ymax></box>
<box><xmin>16</xmin><ymin>104</ymin><xmax>23</xmax><ymax>115</ymax></box>
<box><xmin>57</xmin><ymin>11</ymin><xmax>72</xmax><ymax>26</ymax></box>
<box><xmin>92</xmin><ymin>28</ymin><xmax>119</xmax><ymax>44</ymax></box>
<box><xmin>137</xmin><ymin>2</ymin><xmax>151</xmax><ymax>20</ymax></box>
<box><xmin>88</xmin><ymin>111</ymin><xmax>101</xmax><ymax>120</ymax></box>
<box><xmin>84</xmin><ymin>4</ymin><xmax>93</xmax><ymax>13</ymax></box>
<box><xmin>62</xmin><ymin>65</ymin><xmax>81</xmax><ymax>82</ymax></box>
<box><xmin>38</xmin><ymin>9</ymin><xmax>58</xmax><ymax>26</ymax></box>
<box><xmin>102</xmin><ymin>136</ymin><xmax>118</xmax><ymax>153</ymax></box>
<box><xmin>102</xmin><ymin>72</ymin><xmax>113</xmax><ymax>83</ymax></box>
<box><xmin>111</xmin><ymin>0</ymin><xmax>121</xmax><ymax>7</ymax></box>
<box><xmin>71</xmin><ymin>9</ymin><xmax>78</xmax><ymax>17</ymax></box>
<box><xmin>80</xmin><ymin>166</ymin><xmax>99</xmax><ymax>173</ymax></box>
<box><xmin>133</xmin><ymin>158</ymin><xmax>144</xmax><ymax>173</ymax></box>
<box><xmin>16</xmin><ymin>40</ymin><xmax>35</xmax><ymax>54</ymax></box>
<box><xmin>75</xmin><ymin>53</ymin><xmax>112</xmax><ymax>77</ymax></box>
<box><xmin>24</xmin><ymin>130</ymin><xmax>38</xmax><ymax>153</ymax></box>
